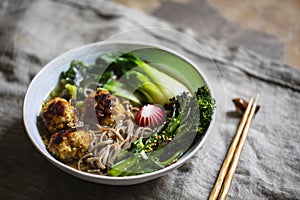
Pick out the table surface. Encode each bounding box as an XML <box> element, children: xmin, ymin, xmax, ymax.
<box><xmin>113</xmin><ymin>0</ymin><xmax>300</xmax><ymax>69</ymax></box>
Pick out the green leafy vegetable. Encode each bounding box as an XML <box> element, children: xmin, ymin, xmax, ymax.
<box><xmin>103</xmin><ymin>79</ymin><xmax>141</xmax><ymax>105</ymax></box>
<box><xmin>97</xmin><ymin>52</ymin><xmax>189</xmax><ymax>105</ymax></box>
<box><xmin>65</xmin><ymin>84</ymin><xmax>77</xmax><ymax>100</ymax></box>
<box><xmin>196</xmin><ymin>86</ymin><xmax>215</xmax><ymax>135</ymax></box>
<box><xmin>49</xmin><ymin>51</ymin><xmax>190</xmax><ymax>106</ymax></box>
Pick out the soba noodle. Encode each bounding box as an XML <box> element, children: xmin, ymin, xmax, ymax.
<box><xmin>77</xmin><ymin>99</ymin><xmax>153</xmax><ymax>174</ymax></box>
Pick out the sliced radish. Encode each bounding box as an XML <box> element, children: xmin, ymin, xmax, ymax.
<box><xmin>135</xmin><ymin>104</ymin><xmax>166</xmax><ymax>128</ymax></box>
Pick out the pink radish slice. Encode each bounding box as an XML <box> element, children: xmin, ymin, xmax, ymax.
<box><xmin>135</xmin><ymin>104</ymin><xmax>166</xmax><ymax>128</ymax></box>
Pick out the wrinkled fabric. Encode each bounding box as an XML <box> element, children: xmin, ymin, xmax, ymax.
<box><xmin>0</xmin><ymin>0</ymin><xmax>299</xmax><ymax>199</ymax></box>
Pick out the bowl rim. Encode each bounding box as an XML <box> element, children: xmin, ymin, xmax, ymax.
<box><xmin>23</xmin><ymin>41</ymin><xmax>216</xmax><ymax>184</ymax></box>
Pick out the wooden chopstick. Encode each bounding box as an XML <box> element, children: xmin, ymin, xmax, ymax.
<box><xmin>208</xmin><ymin>93</ymin><xmax>256</xmax><ymax>200</ymax></box>
<box><xmin>209</xmin><ymin>93</ymin><xmax>260</xmax><ymax>200</ymax></box>
<box><xmin>218</xmin><ymin>93</ymin><xmax>260</xmax><ymax>199</ymax></box>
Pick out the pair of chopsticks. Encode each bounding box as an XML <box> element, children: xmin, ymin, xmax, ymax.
<box><xmin>209</xmin><ymin>93</ymin><xmax>260</xmax><ymax>200</ymax></box>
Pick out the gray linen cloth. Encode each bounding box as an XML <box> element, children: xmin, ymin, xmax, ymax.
<box><xmin>1</xmin><ymin>0</ymin><xmax>299</xmax><ymax>199</ymax></box>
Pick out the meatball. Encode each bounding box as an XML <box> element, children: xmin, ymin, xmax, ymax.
<box><xmin>41</xmin><ymin>97</ymin><xmax>76</xmax><ymax>134</ymax></box>
<box><xmin>81</xmin><ymin>89</ymin><xmax>125</xmax><ymax>126</ymax></box>
<box><xmin>47</xmin><ymin>128</ymin><xmax>91</xmax><ymax>162</ymax></box>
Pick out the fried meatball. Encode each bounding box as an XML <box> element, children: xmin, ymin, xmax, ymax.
<box><xmin>41</xmin><ymin>97</ymin><xmax>76</xmax><ymax>134</ymax></box>
<box><xmin>47</xmin><ymin>128</ymin><xmax>91</xmax><ymax>162</ymax></box>
<box><xmin>81</xmin><ymin>89</ymin><xmax>125</xmax><ymax>126</ymax></box>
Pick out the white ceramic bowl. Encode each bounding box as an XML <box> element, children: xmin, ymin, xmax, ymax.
<box><xmin>23</xmin><ymin>41</ymin><xmax>215</xmax><ymax>185</ymax></box>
